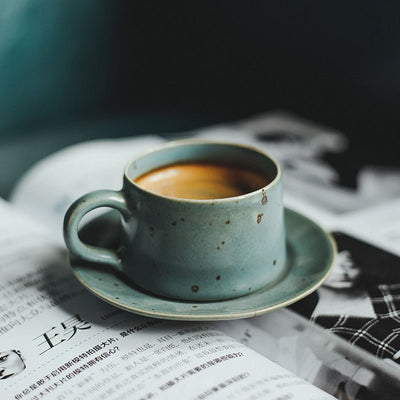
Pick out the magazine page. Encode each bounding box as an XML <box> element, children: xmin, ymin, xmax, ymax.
<box><xmin>9</xmin><ymin>136</ymin><xmax>165</xmax><ymax>243</ymax></box>
<box><xmin>298</xmin><ymin>199</ymin><xmax>400</xmax><ymax>358</ymax></box>
<box><xmin>216</xmin><ymin>309</ymin><xmax>400</xmax><ymax>400</ymax></box>
<box><xmin>195</xmin><ymin>111</ymin><xmax>400</xmax><ymax>220</ymax></box>
<box><xmin>336</xmin><ymin>197</ymin><xmax>400</xmax><ymax>257</ymax></box>
<box><xmin>0</xmin><ymin>199</ymin><xmax>333</xmax><ymax>399</ymax></box>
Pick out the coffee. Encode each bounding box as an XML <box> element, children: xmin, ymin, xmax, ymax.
<box><xmin>134</xmin><ymin>162</ymin><xmax>271</xmax><ymax>200</ymax></box>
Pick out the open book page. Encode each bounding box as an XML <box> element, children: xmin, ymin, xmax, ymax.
<box><xmin>9</xmin><ymin>136</ymin><xmax>166</xmax><ymax>243</ymax></box>
<box><xmin>0</xmin><ymin>199</ymin><xmax>333</xmax><ymax>399</ymax></box>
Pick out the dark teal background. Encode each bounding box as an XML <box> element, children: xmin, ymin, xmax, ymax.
<box><xmin>1</xmin><ymin>1</ymin><xmax>399</xmax><ymax>197</ymax></box>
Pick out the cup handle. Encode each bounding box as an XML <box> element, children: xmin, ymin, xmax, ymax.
<box><xmin>63</xmin><ymin>190</ymin><xmax>130</xmax><ymax>271</ymax></box>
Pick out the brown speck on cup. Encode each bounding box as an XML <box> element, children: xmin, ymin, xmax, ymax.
<box><xmin>261</xmin><ymin>190</ymin><xmax>268</xmax><ymax>205</ymax></box>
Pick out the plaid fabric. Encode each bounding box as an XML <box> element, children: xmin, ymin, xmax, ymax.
<box><xmin>370</xmin><ymin>283</ymin><xmax>400</xmax><ymax>322</ymax></box>
<box><xmin>313</xmin><ymin>283</ymin><xmax>400</xmax><ymax>363</ymax></box>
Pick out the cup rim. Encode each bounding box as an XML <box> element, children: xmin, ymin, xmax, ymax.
<box><xmin>123</xmin><ymin>138</ymin><xmax>282</xmax><ymax>204</ymax></box>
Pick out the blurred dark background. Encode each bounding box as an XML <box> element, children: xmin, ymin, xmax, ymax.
<box><xmin>1</xmin><ymin>1</ymin><xmax>399</xmax><ymax>197</ymax></box>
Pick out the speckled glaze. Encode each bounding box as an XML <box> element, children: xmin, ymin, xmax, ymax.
<box><xmin>69</xmin><ymin>208</ymin><xmax>336</xmax><ymax>321</ymax></box>
<box><xmin>63</xmin><ymin>140</ymin><xmax>286</xmax><ymax>301</ymax></box>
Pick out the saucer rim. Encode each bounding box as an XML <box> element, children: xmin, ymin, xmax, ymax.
<box><xmin>70</xmin><ymin>208</ymin><xmax>336</xmax><ymax>320</ymax></box>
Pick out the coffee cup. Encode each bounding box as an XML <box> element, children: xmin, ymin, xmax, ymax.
<box><xmin>63</xmin><ymin>140</ymin><xmax>286</xmax><ymax>301</ymax></box>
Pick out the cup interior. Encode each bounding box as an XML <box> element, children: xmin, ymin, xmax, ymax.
<box><xmin>125</xmin><ymin>141</ymin><xmax>279</xmax><ymax>198</ymax></box>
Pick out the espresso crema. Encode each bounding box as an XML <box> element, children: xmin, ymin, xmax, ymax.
<box><xmin>134</xmin><ymin>162</ymin><xmax>271</xmax><ymax>200</ymax></box>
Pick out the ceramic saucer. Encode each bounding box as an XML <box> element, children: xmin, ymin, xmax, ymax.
<box><xmin>70</xmin><ymin>208</ymin><xmax>335</xmax><ymax>321</ymax></box>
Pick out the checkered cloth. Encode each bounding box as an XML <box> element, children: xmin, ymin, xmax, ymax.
<box><xmin>289</xmin><ymin>229</ymin><xmax>400</xmax><ymax>365</ymax></box>
<box><xmin>313</xmin><ymin>283</ymin><xmax>400</xmax><ymax>363</ymax></box>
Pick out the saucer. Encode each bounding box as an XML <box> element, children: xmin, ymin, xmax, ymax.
<box><xmin>70</xmin><ymin>208</ymin><xmax>335</xmax><ymax>321</ymax></box>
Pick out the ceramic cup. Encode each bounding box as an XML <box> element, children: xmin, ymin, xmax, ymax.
<box><xmin>63</xmin><ymin>140</ymin><xmax>286</xmax><ymax>301</ymax></box>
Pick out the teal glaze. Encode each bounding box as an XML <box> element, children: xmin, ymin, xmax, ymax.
<box><xmin>69</xmin><ymin>208</ymin><xmax>336</xmax><ymax>321</ymax></box>
<box><xmin>64</xmin><ymin>140</ymin><xmax>286</xmax><ymax>301</ymax></box>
